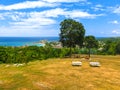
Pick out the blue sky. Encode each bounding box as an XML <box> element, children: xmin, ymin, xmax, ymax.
<box><xmin>0</xmin><ymin>0</ymin><xmax>120</xmax><ymax>37</ymax></box>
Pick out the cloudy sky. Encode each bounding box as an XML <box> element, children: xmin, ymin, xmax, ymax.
<box><xmin>0</xmin><ymin>0</ymin><xmax>120</xmax><ymax>37</ymax></box>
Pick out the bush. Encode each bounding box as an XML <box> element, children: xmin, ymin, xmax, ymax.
<box><xmin>0</xmin><ymin>46</ymin><xmax>71</xmax><ymax>64</ymax></box>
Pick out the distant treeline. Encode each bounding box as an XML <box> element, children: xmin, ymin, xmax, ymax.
<box><xmin>97</xmin><ymin>37</ymin><xmax>120</xmax><ymax>42</ymax></box>
<box><xmin>0</xmin><ymin>37</ymin><xmax>120</xmax><ymax>64</ymax></box>
<box><xmin>97</xmin><ymin>37</ymin><xmax>120</xmax><ymax>55</ymax></box>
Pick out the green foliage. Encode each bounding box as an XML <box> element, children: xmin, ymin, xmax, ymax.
<box><xmin>84</xmin><ymin>35</ymin><xmax>98</xmax><ymax>57</ymax></box>
<box><xmin>59</xmin><ymin>19</ymin><xmax>85</xmax><ymax>48</ymax></box>
<box><xmin>98</xmin><ymin>38</ymin><xmax>120</xmax><ymax>55</ymax></box>
<box><xmin>115</xmin><ymin>41</ymin><xmax>120</xmax><ymax>54</ymax></box>
<box><xmin>0</xmin><ymin>45</ymin><xmax>70</xmax><ymax>64</ymax></box>
<box><xmin>99</xmin><ymin>40</ymin><xmax>115</xmax><ymax>55</ymax></box>
<box><xmin>0</xmin><ymin>37</ymin><xmax>120</xmax><ymax>64</ymax></box>
<box><xmin>97</xmin><ymin>37</ymin><xmax>120</xmax><ymax>55</ymax></box>
<box><xmin>85</xmin><ymin>36</ymin><xmax>98</xmax><ymax>49</ymax></box>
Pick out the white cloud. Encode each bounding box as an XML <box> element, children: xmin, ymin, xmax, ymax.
<box><xmin>11</xmin><ymin>17</ymin><xmax>56</xmax><ymax>28</ymax></box>
<box><xmin>29</xmin><ymin>8</ymin><xmax>103</xmax><ymax>19</ymax></box>
<box><xmin>0</xmin><ymin>0</ymin><xmax>88</xmax><ymax>10</ymax></box>
<box><xmin>112</xmin><ymin>30</ymin><xmax>120</xmax><ymax>34</ymax></box>
<box><xmin>113</xmin><ymin>6</ymin><xmax>120</xmax><ymax>14</ymax></box>
<box><xmin>0</xmin><ymin>26</ymin><xmax>58</xmax><ymax>37</ymax></box>
<box><xmin>0</xmin><ymin>1</ymin><xmax>58</xmax><ymax>10</ymax></box>
<box><xmin>0</xmin><ymin>12</ymin><xmax>27</xmax><ymax>21</ymax></box>
<box><xmin>0</xmin><ymin>6</ymin><xmax>104</xmax><ymax>37</ymax></box>
<box><xmin>110</xmin><ymin>6</ymin><xmax>120</xmax><ymax>15</ymax></box>
<box><xmin>30</xmin><ymin>8</ymin><xmax>66</xmax><ymax>18</ymax></box>
<box><xmin>99</xmin><ymin>30</ymin><xmax>120</xmax><ymax>37</ymax></box>
<box><xmin>0</xmin><ymin>0</ymin><xmax>91</xmax><ymax>11</ymax></box>
<box><xmin>68</xmin><ymin>10</ymin><xmax>94</xmax><ymax>18</ymax></box>
<box><xmin>91</xmin><ymin>4</ymin><xmax>105</xmax><ymax>12</ymax></box>
<box><xmin>67</xmin><ymin>10</ymin><xmax>104</xmax><ymax>18</ymax></box>
<box><xmin>0</xmin><ymin>8</ymin><xmax>104</xmax><ymax>35</ymax></box>
<box><xmin>0</xmin><ymin>10</ymin><xmax>58</xmax><ymax>36</ymax></box>
<box><xmin>8</xmin><ymin>13</ymin><xmax>56</xmax><ymax>30</ymax></box>
<box><xmin>42</xmin><ymin>0</ymin><xmax>86</xmax><ymax>3</ymax></box>
<box><xmin>96</xmin><ymin>4</ymin><xmax>103</xmax><ymax>8</ymax></box>
<box><xmin>0</xmin><ymin>14</ymin><xmax>4</xmax><ymax>20</ymax></box>
<box><xmin>0</xmin><ymin>8</ymin><xmax>102</xmax><ymax>21</ymax></box>
<box><xmin>109</xmin><ymin>20</ymin><xmax>119</xmax><ymax>24</ymax></box>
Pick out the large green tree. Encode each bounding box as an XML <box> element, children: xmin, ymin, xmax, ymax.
<box><xmin>85</xmin><ymin>35</ymin><xmax>98</xmax><ymax>57</ymax></box>
<box><xmin>59</xmin><ymin>19</ymin><xmax>85</xmax><ymax>55</ymax></box>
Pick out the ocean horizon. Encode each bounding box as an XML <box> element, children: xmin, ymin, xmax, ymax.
<box><xmin>0</xmin><ymin>37</ymin><xmax>59</xmax><ymax>47</ymax></box>
<box><xmin>0</xmin><ymin>36</ymin><xmax>117</xmax><ymax>47</ymax></box>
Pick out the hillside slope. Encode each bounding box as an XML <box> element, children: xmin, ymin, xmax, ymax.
<box><xmin>0</xmin><ymin>55</ymin><xmax>120</xmax><ymax>90</ymax></box>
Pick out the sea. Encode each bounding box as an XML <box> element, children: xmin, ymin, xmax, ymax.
<box><xmin>0</xmin><ymin>37</ymin><xmax>59</xmax><ymax>47</ymax></box>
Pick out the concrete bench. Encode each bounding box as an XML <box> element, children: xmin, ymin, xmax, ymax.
<box><xmin>89</xmin><ymin>62</ymin><xmax>101</xmax><ymax>67</ymax></box>
<box><xmin>72</xmin><ymin>61</ymin><xmax>82</xmax><ymax>66</ymax></box>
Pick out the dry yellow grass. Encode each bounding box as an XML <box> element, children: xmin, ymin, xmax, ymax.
<box><xmin>0</xmin><ymin>55</ymin><xmax>120</xmax><ymax>90</ymax></box>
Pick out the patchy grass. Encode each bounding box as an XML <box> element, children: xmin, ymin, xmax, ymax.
<box><xmin>0</xmin><ymin>55</ymin><xmax>120</xmax><ymax>90</ymax></box>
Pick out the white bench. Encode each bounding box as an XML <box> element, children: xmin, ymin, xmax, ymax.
<box><xmin>89</xmin><ymin>62</ymin><xmax>101</xmax><ymax>67</ymax></box>
<box><xmin>72</xmin><ymin>61</ymin><xmax>82</xmax><ymax>66</ymax></box>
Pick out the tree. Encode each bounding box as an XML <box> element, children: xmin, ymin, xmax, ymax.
<box><xmin>84</xmin><ymin>35</ymin><xmax>98</xmax><ymax>57</ymax></box>
<box><xmin>116</xmin><ymin>41</ymin><xmax>120</xmax><ymax>54</ymax></box>
<box><xmin>59</xmin><ymin>19</ymin><xmax>85</xmax><ymax>56</ymax></box>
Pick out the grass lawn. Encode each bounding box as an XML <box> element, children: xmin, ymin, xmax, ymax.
<box><xmin>0</xmin><ymin>55</ymin><xmax>120</xmax><ymax>90</ymax></box>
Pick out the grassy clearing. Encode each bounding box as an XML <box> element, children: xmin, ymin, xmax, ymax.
<box><xmin>0</xmin><ymin>55</ymin><xmax>120</xmax><ymax>90</ymax></box>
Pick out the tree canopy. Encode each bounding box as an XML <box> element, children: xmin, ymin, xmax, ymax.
<box><xmin>59</xmin><ymin>19</ymin><xmax>85</xmax><ymax>48</ymax></box>
<box><xmin>85</xmin><ymin>35</ymin><xmax>98</xmax><ymax>57</ymax></box>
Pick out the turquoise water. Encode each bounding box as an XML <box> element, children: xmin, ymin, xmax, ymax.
<box><xmin>0</xmin><ymin>37</ymin><xmax>59</xmax><ymax>47</ymax></box>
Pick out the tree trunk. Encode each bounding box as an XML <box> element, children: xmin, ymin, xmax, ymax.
<box><xmin>70</xmin><ymin>47</ymin><xmax>72</xmax><ymax>58</ymax></box>
<box><xmin>88</xmin><ymin>48</ymin><xmax>91</xmax><ymax>58</ymax></box>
